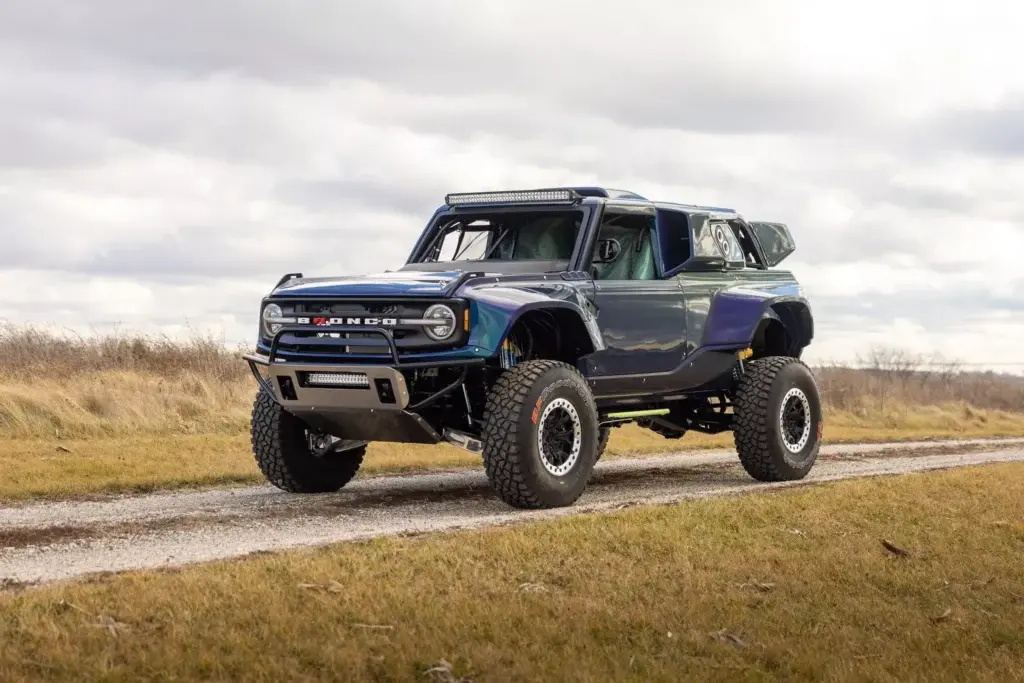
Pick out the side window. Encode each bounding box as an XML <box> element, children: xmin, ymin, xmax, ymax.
<box><xmin>656</xmin><ymin>209</ymin><xmax>691</xmax><ymax>274</ymax></box>
<box><xmin>692</xmin><ymin>217</ymin><xmax>725</xmax><ymax>259</ymax></box>
<box><xmin>710</xmin><ymin>221</ymin><xmax>746</xmax><ymax>268</ymax></box>
<box><xmin>590</xmin><ymin>214</ymin><xmax>658</xmax><ymax>281</ymax></box>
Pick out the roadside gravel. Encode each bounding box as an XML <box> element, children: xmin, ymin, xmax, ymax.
<box><xmin>1</xmin><ymin>438</ymin><xmax>1022</xmax><ymax>586</ymax></box>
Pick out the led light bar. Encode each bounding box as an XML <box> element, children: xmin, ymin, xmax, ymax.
<box><xmin>305</xmin><ymin>372</ymin><xmax>370</xmax><ymax>388</ymax></box>
<box><xmin>444</xmin><ymin>189</ymin><xmax>578</xmax><ymax>206</ymax></box>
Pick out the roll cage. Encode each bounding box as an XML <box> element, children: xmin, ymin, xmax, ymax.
<box><xmin>404</xmin><ymin>189</ymin><xmax>785</xmax><ymax>279</ymax></box>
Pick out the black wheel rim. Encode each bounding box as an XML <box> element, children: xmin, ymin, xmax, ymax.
<box><xmin>536</xmin><ymin>398</ymin><xmax>582</xmax><ymax>476</ymax></box>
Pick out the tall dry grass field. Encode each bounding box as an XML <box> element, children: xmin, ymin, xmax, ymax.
<box><xmin>0</xmin><ymin>324</ymin><xmax>251</xmax><ymax>439</ymax></box>
<box><xmin>1</xmin><ymin>324</ymin><xmax>1024</xmax><ymax>500</ymax></box>
<box><xmin>2</xmin><ymin>323</ymin><xmax>1024</xmax><ymax>441</ymax></box>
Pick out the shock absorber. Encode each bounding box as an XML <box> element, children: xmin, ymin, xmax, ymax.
<box><xmin>500</xmin><ymin>338</ymin><xmax>520</xmax><ymax>369</ymax></box>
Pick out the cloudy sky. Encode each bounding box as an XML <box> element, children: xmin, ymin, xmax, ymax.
<box><xmin>3</xmin><ymin>0</ymin><xmax>1024</xmax><ymax>371</ymax></box>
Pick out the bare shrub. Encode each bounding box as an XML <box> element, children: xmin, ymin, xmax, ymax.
<box><xmin>0</xmin><ymin>328</ymin><xmax>1022</xmax><ymax>440</ymax></box>
<box><xmin>814</xmin><ymin>345</ymin><xmax>1024</xmax><ymax>414</ymax></box>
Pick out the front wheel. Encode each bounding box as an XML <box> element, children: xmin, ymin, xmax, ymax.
<box><xmin>732</xmin><ymin>356</ymin><xmax>823</xmax><ymax>482</ymax></box>
<box><xmin>250</xmin><ymin>389</ymin><xmax>366</xmax><ymax>493</ymax></box>
<box><xmin>481</xmin><ymin>360</ymin><xmax>600</xmax><ymax>509</ymax></box>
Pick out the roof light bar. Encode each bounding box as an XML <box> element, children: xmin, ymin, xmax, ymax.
<box><xmin>444</xmin><ymin>189</ymin><xmax>579</xmax><ymax>206</ymax></box>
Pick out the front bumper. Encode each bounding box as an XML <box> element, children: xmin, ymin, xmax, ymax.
<box><xmin>245</xmin><ymin>353</ymin><xmax>441</xmax><ymax>443</ymax></box>
<box><xmin>247</xmin><ymin>354</ymin><xmax>412</xmax><ymax>410</ymax></box>
<box><xmin>244</xmin><ymin>351</ymin><xmax>482</xmax><ymax>445</ymax></box>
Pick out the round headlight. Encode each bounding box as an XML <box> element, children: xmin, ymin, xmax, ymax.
<box><xmin>423</xmin><ymin>304</ymin><xmax>457</xmax><ymax>341</ymax></box>
<box><xmin>262</xmin><ymin>303</ymin><xmax>283</xmax><ymax>338</ymax></box>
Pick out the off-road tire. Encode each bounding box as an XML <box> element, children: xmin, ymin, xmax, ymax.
<box><xmin>595</xmin><ymin>426</ymin><xmax>610</xmax><ymax>462</ymax></box>
<box><xmin>481</xmin><ymin>360</ymin><xmax>600</xmax><ymax>509</ymax></box>
<box><xmin>250</xmin><ymin>389</ymin><xmax>366</xmax><ymax>493</ymax></box>
<box><xmin>733</xmin><ymin>356</ymin><xmax>822</xmax><ymax>482</ymax></box>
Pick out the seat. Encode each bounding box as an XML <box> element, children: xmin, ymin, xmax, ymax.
<box><xmin>596</xmin><ymin>226</ymin><xmax>635</xmax><ymax>280</ymax></box>
<box><xmin>631</xmin><ymin>229</ymin><xmax>657</xmax><ymax>280</ymax></box>
<box><xmin>593</xmin><ymin>225</ymin><xmax>657</xmax><ymax>280</ymax></box>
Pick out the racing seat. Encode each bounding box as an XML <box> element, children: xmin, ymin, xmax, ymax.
<box><xmin>632</xmin><ymin>228</ymin><xmax>656</xmax><ymax>280</ymax></box>
<box><xmin>592</xmin><ymin>225</ymin><xmax>657</xmax><ymax>280</ymax></box>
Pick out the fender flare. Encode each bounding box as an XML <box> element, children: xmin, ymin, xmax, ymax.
<box><xmin>749</xmin><ymin>298</ymin><xmax>814</xmax><ymax>355</ymax></box>
<box><xmin>702</xmin><ymin>290</ymin><xmax>813</xmax><ymax>354</ymax></box>
<box><xmin>497</xmin><ymin>301</ymin><xmax>605</xmax><ymax>356</ymax></box>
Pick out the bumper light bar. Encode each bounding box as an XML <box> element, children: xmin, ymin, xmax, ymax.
<box><xmin>304</xmin><ymin>372</ymin><xmax>370</xmax><ymax>388</ymax></box>
<box><xmin>445</xmin><ymin>189</ymin><xmax>578</xmax><ymax>206</ymax></box>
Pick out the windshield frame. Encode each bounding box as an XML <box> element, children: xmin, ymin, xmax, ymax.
<box><xmin>404</xmin><ymin>205</ymin><xmax>595</xmax><ymax>271</ymax></box>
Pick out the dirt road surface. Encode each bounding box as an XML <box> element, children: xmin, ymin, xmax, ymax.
<box><xmin>2</xmin><ymin>438</ymin><xmax>1023</xmax><ymax>586</ymax></box>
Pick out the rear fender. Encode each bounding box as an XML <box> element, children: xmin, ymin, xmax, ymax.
<box><xmin>701</xmin><ymin>282</ymin><xmax>813</xmax><ymax>355</ymax></box>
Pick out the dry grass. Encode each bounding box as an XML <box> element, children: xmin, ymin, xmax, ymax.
<box><xmin>2</xmin><ymin>325</ymin><xmax>1023</xmax><ymax>442</ymax></box>
<box><xmin>1</xmin><ymin>326</ymin><xmax>1024</xmax><ymax>501</ymax></box>
<box><xmin>0</xmin><ymin>323</ymin><xmax>247</xmax><ymax>383</ymax></box>
<box><xmin>0</xmin><ymin>428</ymin><xmax>721</xmax><ymax>503</ymax></box>
<box><xmin>2</xmin><ymin>464</ymin><xmax>1022</xmax><ymax>682</ymax></box>
<box><xmin>7</xmin><ymin>412</ymin><xmax>1024</xmax><ymax>503</ymax></box>
<box><xmin>0</xmin><ymin>372</ymin><xmax>254</xmax><ymax>439</ymax></box>
<box><xmin>7</xmin><ymin>369</ymin><xmax>1024</xmax><ymax>443</ymax></box>
<box><xmin>818</xmin><ymin>364</ymin><xmax>1024</xmax><ymax>414</ymax></box>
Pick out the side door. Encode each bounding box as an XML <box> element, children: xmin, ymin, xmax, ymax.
<box><xmin>580</xmin><ymin>206</ymin><xmax>688</xmax><ymax>389</ymax></box>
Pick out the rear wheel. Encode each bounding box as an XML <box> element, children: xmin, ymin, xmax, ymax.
<box><xmin>250</xmin><ymin>389</ymin><xmax>366</xmax><ymax>493</ymax></box>
<box><xmin>732</xmin><ymin>356</ymin><xmax>822</xmax><ymax>482</ymax></box>
<box><xmin>481</xmin><ymin>360</ymin><xmax>600</xmax><ymax>509</ymax></box>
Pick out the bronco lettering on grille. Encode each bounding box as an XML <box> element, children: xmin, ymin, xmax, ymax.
<box><xmin>296</xmin><ymin>317</ymin><xmax>399</xmax><ymax>326</ymax></box>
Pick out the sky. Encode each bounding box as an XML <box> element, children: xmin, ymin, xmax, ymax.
<box><xmin>2</xmin><ymin>0</ymin><xmax>1024</xmax><ymax>371</ymax></box>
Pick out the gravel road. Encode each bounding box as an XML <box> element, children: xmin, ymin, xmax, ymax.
<box><xmin>2</xmin><ymin>438</ymin><xmax>1023</xmax><ymax>586</ymax></box>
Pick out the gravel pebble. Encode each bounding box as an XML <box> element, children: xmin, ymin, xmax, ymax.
<box><xmin>1</xmin><ymin>438</ymin><xmax>1022</xmax><ymax>586</ymax></box>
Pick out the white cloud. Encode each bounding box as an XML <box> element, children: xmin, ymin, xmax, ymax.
<box><xmin>1</xmin><ymin>0</ymin><xmax>1024</xmax><ymax>374</ymax></box>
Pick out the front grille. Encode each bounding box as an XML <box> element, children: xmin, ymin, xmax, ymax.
<box><xmin>297</xmin><ymin>302</ymin><xmax>412</xmax><ymax>317</ymax></box>
<box><xmin>265</xmin><ymin>298</ymin><xmax>466</xmax><ymax>359</ymax></box>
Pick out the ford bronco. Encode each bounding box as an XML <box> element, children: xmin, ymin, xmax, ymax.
<box><xmin>245</xmin><ymin>187</ymin><xmax>820</xmax><ymax>509</ymax></box>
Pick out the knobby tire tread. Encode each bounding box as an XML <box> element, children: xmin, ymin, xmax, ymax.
<box><xmin>481</xmin><ymin>359</ymin><xmax>585</xmax><ymax>508</ymax></box>
<box><xmin>250</xmin><ymin>389</ymin><xmax>365</xmax><ymax>493</ymax></box>
<box><xmin>732</xmin><ymin>355</ymin><xmax>809</xmax><ymax>482</ymax></box>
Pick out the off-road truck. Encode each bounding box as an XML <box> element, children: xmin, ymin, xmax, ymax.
<box><xmin>245</xmin><ymin>187</ymin><xmax>820</xmax><ymax>509</ymax></box>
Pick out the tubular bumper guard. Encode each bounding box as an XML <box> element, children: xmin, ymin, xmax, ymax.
<box><xmin>244</xmin><ymin>325</ymin><xmax>482</xmax><ymax>444</ymax></box>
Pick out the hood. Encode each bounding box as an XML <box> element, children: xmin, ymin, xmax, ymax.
<box><xmin>271</xmin><ymin>270</ymin><xmax>465</xmax><ymax>298</ymax></box>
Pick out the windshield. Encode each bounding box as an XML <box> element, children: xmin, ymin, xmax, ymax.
<box><xmin>412</xmin><ymin>210</ymin><xmax>583</xmax><ymax>264</ymax></box>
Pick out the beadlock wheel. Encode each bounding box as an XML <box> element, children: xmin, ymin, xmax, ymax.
<box><xmin>480</xmin><ymin>360</ymin><xmax>600</xmax><ymax>509</ymax></box>
<box><xmin>733</xmin><ymin>356</ymin><xmax>823</xmax><ymax>482</ymax></box>
<box><xmin>536</xmin><ymin>397</ymin><xmax>583</xmax><ymax>476</ymax></box>
<box><xmin>778</xmin><ymin>387</ymin><xmax>812</xmax><ymax>455</ymax></box>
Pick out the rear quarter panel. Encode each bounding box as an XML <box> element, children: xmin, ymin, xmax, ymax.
<box><xmin>682</xmin><ymin>270</ymin><xmax>808</xmax><ymax>348</ymax></box>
